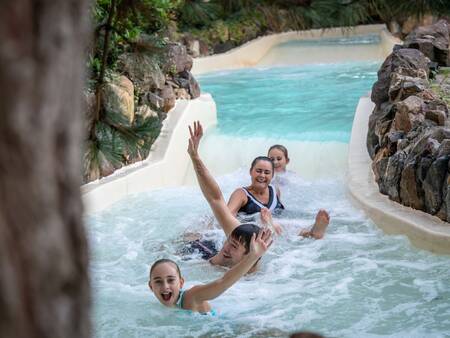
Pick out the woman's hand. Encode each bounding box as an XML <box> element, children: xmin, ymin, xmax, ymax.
<box><xmin>188</xmin><ymin>121</ymin><xmax>203</xmax><ymax>158</ymax></box>
<box><xmin>260</xmin><ymin>207</ymin><xmax>282</xmax><ymax>235</ymax></box>
<box><xmin>249</xmin><ymin>227</ymin><xmax>273</xmax><ymax>259</ymax></box>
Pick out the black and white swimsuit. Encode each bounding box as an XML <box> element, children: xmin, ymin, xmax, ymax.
<box><xmin>238</xmin><ymin>184</ymin><xmax>284</xmax><ymax>215</ymax></box>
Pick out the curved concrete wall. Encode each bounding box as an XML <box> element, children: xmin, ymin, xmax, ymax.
<box><xmin>348</xmin><ymin>96</ymin><xmax>450</xmax><ymax>254</ymax></box>
<box><xmin>82</xmin><ymin>94</ymin><xmax>216</xmax><ymax>214</ymax></box>
<box><xmin>193</xmin><ymin>24</ymin><xmax>401</xmax><ymax>75</ymax></box>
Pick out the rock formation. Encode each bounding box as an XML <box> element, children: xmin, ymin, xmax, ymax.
<box><xmin>367</xmin><ymin>20</ymin><xmax>450</xmax><ymax>221</ymax></box>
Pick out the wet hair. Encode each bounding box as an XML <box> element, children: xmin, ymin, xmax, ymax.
<box><xmin>149</xmin><ymin>259</ymin><xmax>181</xmax><ymax>280</ymax></box>
<box><xmin>250</xmin><ymin>156</ymin><xmax>274</xmax><ymax>175</ymax></box>
<box><xmin>230</xmin><ymin>223</ymin><xmax>261</xmax><ymax>254</ymax></box>
<box><xmin>290</xmin><ymin>332</ymin><xmax>324</xmax><ymax>338</ymax></box>
<box><xmin>268</xmin><ymin>144</ymin><xmax>289</xmax><ymax>161</ymax></box>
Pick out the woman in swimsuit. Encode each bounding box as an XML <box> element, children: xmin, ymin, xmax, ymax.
<box><xmin>227</xmin><ymin>156</ymin><xmax>284</xmax><ymax>222</ymax></box>
<box><xmin>148</xmin><ymin>228</ymin><xmax>272</xmax><ymax>314</ymax></box>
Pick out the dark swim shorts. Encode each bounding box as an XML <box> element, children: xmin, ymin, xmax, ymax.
<box><xmin>181</xmin><ymin>239</ymin><xmax>218</xmax><ymax>260</ymax></box>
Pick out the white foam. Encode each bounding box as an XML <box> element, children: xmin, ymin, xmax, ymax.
<box><xmin>183</xmin><ymin>134</ymin><xmax>349</xmax><ymax>185</ymax></box>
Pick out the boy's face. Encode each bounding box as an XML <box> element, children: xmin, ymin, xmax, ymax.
<box><xmin>149</xmin><ymin>263</ymin><xmax>184</xmax><ymax>307</ymax></box>
<box><xmin>216</xmin><ymin>236</ymin><xmax>247</xmax><ymax>267</ymax></box>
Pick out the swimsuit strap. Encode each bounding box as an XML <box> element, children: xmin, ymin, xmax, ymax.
<box><xmin>176</xmin><ymin>289</ymin><xmax>185</xmax><ymax>309</ymax></box>
<box><xmin>242</xmin><ymin>186</ymin><xmax>276</xmax><ymax>211</ymax></box>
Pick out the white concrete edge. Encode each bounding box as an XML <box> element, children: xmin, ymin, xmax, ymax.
<box><xmin>348</xmin><ymin>95</ymin><xmax>450</xmax><ymax>254</ymax></box>
<box><xmin>192</xmin><ymin>24</ymin><xmax>398</xmax><ymax>75</ymax></box>
<box><xmin>82</xmin><ymin>93</ymin><xmax>217</xmax><ymax>214</ymax></box>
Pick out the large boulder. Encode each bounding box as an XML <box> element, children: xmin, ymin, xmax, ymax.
<box><xmin>101</xmin><ymin>75</ymin><xmax>135</xmax><ymax>123</ymax></box>
<box><xmin>403</xmin><ymin>20</ymin><xmax>450</xmax><ymax>66</ymax></box>
<box><xmin>388</xmin><ymin>73</ymin><xmax>429</xmax><ymax>102</ymax></box>
<box><xmin>371</xmin><ymin>48</ymin><xmax>430</xmax><ymax>107</ymax></box>
<box><xmin>162</xmin><ymin>43</ymin><xmax>193</xmax><ymax>74</ymax></box>
<box><xmin>394</xmin><ymin>95</ymin><xmax>425</xmax><ymax>133</ymax></box>
<box><xmin>174</xmin><ymin>70</ymin><xmax>201</xmax><ymax>99</ymax></box>
<box><xmin>118</xmin><ymin>53</ymin><xmax>165</xmax><ymax>92</ymax></box>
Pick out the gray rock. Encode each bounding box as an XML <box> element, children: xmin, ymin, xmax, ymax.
<box><xmin>425</xmin><ymin>110</ymin><xmax>446</xmax><ymax>126</ymax></box>
<box><xmin>367</xmin><ymin>103</ymin><xmax>396</xmax><ymax>159</ymax></box>
<box><xmin>394</xmin><ymin>95</ymin><xmax>425</xmax><ymax>133</ymax></box>
<box><xmin>403</xmin><ymin>20</ymin><xmax>450</xmax><ymax>66</ymax></box>
<box><xmin>118</xmin><ymin>53</ymin><xmax>165</xmax><ymax>92</ymax></box>
<box><xmin>383</xmin><ymin>151</ymin><xmax>407</xmax><ymax>202</ymax></box>
<box><xmin>437</xmin><ymin>139</ymin><xmax>450</xmax><ymax>158</ymax></box>
<box><xmin>371</xmin><ymin>48</ymin><xmax>430</xmax><ymax>106</ymax></box>
<box><xmin>173</xmin><ymin>71</ymin><xmax>201</xmax><ymax>99</ymax></box>
<box><xmin>162</xmin><ymin>43</ymin><xmax>193</xmax><ymax>74</ymax></box>
<box><xmin>143</xmin><ymin>92</ymin><xmax>164</xmax><ymax>111</ymax></box>
<box><xmin>388</xmin><ymin>73</ymin><xmax>429</xmax><ymax>102</ymax></box>
<box><xmin>400</xmin><ymin>160</ymin><xmax>424</xmax><ymax>210</ymax></box>
<box><xmin>423</xmin><ymin>156</ymin><xmax>450</xmax><ymax>214</ymax></box>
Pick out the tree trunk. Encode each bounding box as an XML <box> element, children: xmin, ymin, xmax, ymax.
<box><xmin>0</xmin><ymin>1</ymin><xmax>91</xmax><ymax>337</ymax></box>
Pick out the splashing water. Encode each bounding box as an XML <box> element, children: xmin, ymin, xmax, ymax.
<box><xmin>87</xmin><ymin>44</ymin><xmax>450</xmax><ymax>337</ymax></box>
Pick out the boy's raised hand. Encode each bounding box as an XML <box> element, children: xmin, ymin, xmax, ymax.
<box><xmin>188</xmin><ymin>121</ymin><xmax>203</xmax><ymax>158</ymax></box>
<box><xmin>249</xmin><ymin>228</ymin><xmax>273</xmax><ymax>259</ymax></box>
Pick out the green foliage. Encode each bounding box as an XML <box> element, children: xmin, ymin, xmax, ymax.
<box><xmin>387</xmin><ymin>0</ymin><xmax>450</xmax><ymax>20</ymax></box>
<box><xmin>84</xmin><ymin>108</ymin><xmax>162</xmax><ymax>181</ymax></box>
<box><xmin>85</xmin><ymin>0</ymin><xmax>175</xmax><ymax>181</ymax></box>
<box><xmin>179</xmin><ymin>0</ymin><xmax>221</xmax><ymax>28</ymax></box>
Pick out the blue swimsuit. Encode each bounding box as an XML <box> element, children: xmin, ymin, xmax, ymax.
<box><xmin>238</xmin><ymin>184</ymin><xmax>284</xmax><ymax>215</ymax></box>
<box><xmin>176</xmin><ymin>289</ymin><xmax>217</xmax><ymax>316</ymax></box>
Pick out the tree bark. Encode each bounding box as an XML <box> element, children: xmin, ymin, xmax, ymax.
<box><xmin>0</xmin><ymin>1</ymin><xmax>91</xmax><ymax>337</ymax></box>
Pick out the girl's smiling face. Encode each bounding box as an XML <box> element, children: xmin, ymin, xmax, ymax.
<box><xmin>149</xmin><ymin>262</ymin><xmax>184</xmax><ymax>307</ymax></box>
<box><xmin>268</xmin><ymin>148</ymin><xmax>289</xmax><ymax>173</ymax></box>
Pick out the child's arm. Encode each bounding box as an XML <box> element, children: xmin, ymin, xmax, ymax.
<box><xmin>184</xmin><ymin>228</ymin><xmax>272</xmax><ymax>306</ymax></box>
<box><xmin>188</xmin><ymin>121</ymin><xmax>240</xmax><ymax>237</ymax></box>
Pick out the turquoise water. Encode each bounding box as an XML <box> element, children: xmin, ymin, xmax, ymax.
<box><xmin>88</xmin><ymin>53</ymin><xmax>450</xmax><ymax>336</ymax></box>
<box><xmin>198</xmin><ymin>62</ymin><xmax>378</xmax><ymax>142</ymax></box>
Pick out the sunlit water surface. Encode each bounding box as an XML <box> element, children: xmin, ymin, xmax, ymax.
<box><xmin>87</xmin><ymin>44</ymin><xmax>450</xmax><ymax>338</ymax></box>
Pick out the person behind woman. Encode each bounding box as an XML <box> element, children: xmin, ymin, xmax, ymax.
<box><xmin>268</xmin><ymin>144</ymin><xmax>290</xmax><ymax>174</ymax></box>
<box><xmin>149</xmin><ymin>228</ymin><xmax>272</xmax><ymax>314</ymax></box>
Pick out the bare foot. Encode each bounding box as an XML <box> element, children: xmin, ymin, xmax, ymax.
<box><xmin>260</xmin><ymin>207</ymin><xmax>282</xmax><ymax>235</ymax></box>
<box><xmin>299</xmin><ymin>209</ymin><xmax>330</xmax><ymax>239</ymax></box>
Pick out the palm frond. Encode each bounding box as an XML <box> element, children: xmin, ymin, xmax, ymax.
<box><xmin>180</xmin><ymin>0</ymin><xmax>221</xmax><ymax>28</ymax></box>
